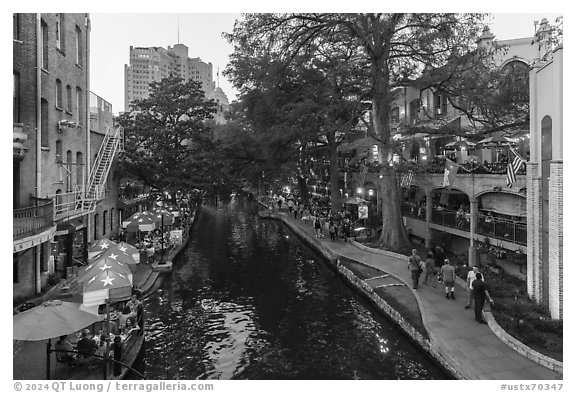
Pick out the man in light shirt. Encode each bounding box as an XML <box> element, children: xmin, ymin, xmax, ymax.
<box><xmin>465</xmin><ymin>266</ymin><xmax>483</xmax><ymax>309</ymax></box>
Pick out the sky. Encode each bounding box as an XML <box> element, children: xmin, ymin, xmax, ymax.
<box><xmin>87</xmin><ymin>12</ymin><xmax>563</xmax><ymax>115</ymax></box>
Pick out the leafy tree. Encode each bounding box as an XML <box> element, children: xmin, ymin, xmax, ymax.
<box><xmin>226</xmin><ymin>13</ymin><xmax>486</xmax><ymax>250</ymax></box>
<box><xmin>116</xmin><ymin>76</ymin><xmax>217</xmax><ymax>196</ymax></box>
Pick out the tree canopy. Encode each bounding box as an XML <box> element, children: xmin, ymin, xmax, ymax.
<box><xmin>116</xmin><ymin>76</ymin><xmax>218</xmax><ymax>195</ymax></box>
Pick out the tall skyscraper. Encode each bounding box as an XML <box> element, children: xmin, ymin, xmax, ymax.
<box><xmin>124</xmin><ymin>43</ymin><xmax>228</xmax><ymax>123</ymax></box>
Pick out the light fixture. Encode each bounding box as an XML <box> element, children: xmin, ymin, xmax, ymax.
<box><xmin>368</xmin><ymin>189</ymin><xmax>374</xmax><ymax>196</ymax></box>
<box><xmin>357</xmin><ymin>188</ymin><xmax>363</xmax><ymax>194</ymax></box>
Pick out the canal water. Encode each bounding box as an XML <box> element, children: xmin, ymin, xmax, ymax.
<box><xmin>138</xmin><ymin>198</ymin><xmax>449</xmax><ymax>380</ymax></box>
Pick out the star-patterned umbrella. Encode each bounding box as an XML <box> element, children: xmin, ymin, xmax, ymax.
<box><xmin>82</xmin><ymin>268</ymin><xmax>133</xmax><ymax>307</ymax></box>
<box><xmin>124</xmin><ymin>214</ymin><xmax>156</xmax><ymax>232</ymax></box>
<box><xmin>150</xmin><ymin>207</ymin><xmax>174</xmax><ymax>226</ymax></box>
<box><xmin>88</xmin><ymin>238</ymin><xmax>118</xmax><ymax>259</ymax></box>
<box><xmin>93</xmin><ymin>247</ymin><xmax>138</xmax><ymax>271</ymax></box>
<box><xmin>117</xmin><ymin>241</ymin><xmax>140</xmax><ymax>263</ymax></box>
<box><xmin>77</xmin><ymin>257</ymin><xmax>133</xmax><ymax>284</ymax></box>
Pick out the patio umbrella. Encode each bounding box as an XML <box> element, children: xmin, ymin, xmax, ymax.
<box><xmin>477</xmin><ymin>132</ymin><xmax>518</xmax><ymax>147</ymax></box>
<box><xmin>88</xmin><ymin>238</ymin><xmax>118</xmax><ymax>259</ymax></box>
<box><xmin>82</xmin><ymin>269</ymin><xmax>133</xmax><ymax>308</ymax></box>
<box><xmin>13</xmin><ymin>300</ymin><xmax>104</xmax><ymax>341</ymax></box>
<box><xmin>343</xmin><ymin>197</ymin><xmax>367</xmax><ymax>205</ymax></box>
<box><xmin>117</xmin><ymin>241</ymin><xmax>140</xmax><ymax>263</ymax></box>
<box><xmin>92</xmin><ymin>247</ymin><xmax>138</xmax><ymax>271</ymax></box>
<box><xmin>444</xmin><ymin>140</ymin><xmax>476</xmax><ymax>150</ymax></box>
<box><xmin>150</xmin><ymin>207</ymin><xmax>174</xmax><ymax>226</ymax></box>
<box><xmin>78</xmin><ymin>257</ymin><xmax>134</xmax><ymax>284</ymax></box>
<box><xmin>124</xmin><ymin>214</ymin><xmax>156</xmax><ymax>232</ymax></box>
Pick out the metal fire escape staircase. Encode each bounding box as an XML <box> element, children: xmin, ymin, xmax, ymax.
<box><xmin>82</xmin><ymin>126</ymin><xmax>124</xmax><ymax>213</ymax></box>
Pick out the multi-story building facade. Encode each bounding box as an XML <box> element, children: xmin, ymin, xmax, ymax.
<box><xmin>13</xmin><ymin>13</ymin><xmax>123</xmax><ymax>302</ymax></box>
<box><xmin>343</xmin><ymin>19</ymin><xmax>562</xmax><ymax>318</ymax></box>
<box><xmin>124</xmin><ymin>43</ymin><xmax>228</xmax><ymax>123</ymax></box>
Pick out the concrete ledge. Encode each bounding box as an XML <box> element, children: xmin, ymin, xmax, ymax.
<box><xmin>350</xmin><ymin>239</ymin><xmax>409</xmax><ymax>262</ymax></box>
<box><xmin>484</xmin><ymin>311</ymin><xmax>563</xmax><ymax>373</ymax></box>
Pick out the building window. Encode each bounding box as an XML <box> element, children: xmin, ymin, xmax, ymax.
<box><xmin>76</xmin><ymin>87</ymin><xmax>83</xmax><ymax>124</ymax></box>
<box><xmin>41</xmin><ymin>20</ymin><xmax>48</xmax><ymax>69</ymax></box>
<box><xmin>390</xmin><ymin>107</ymin><xmax>400</xmax><ymax>123</ymax></box>
<box><xmin>55</xmin><ymin>14</ymin><xmax>62</xmax><ymax>50</ymax></box>
<box><xmin>409</xmin><ymin>99</ymin><xmax>421</xmax><ymax>125</ymax></box>
<box><xmin>110</xmin><ymin>208</ymin><xmax>115</xmax><ymax>233</ymax></box>
<box><xmin>13</xmin><ymin>72</ymin><xmax>20</xmax><ymax>123</ymax></box>
<box><xmin>434</xmin><ymin>93</ymin><xmax>448</xmax><ymax>116</ymax></box>
<box><xmin>76</xmin><ymin>152</ymin><xmax>83</xmax><ymax>185</ymax></box>
<box><xmin>55</xmin><ymin>140</ymin><xmax>62</xmax><ymax>163</ymax></box>
<box><xmin>75</xmin><ymin>26</ymin><xmax>82</xmax><ymax>66</ymax></box>
<box><xmin>13</xmin><ymin>14</ymin><xmax>19</xmax><ymax>40</ymax></box>
<box><xmin>40</xmin><ymin>244</ymin><xmax>48</xmax><ymax>273</ymax></box>
<box><xmin>94</xmin><ymin>214</ymin><xmax>99</xmax><ymax>241</ymax></box>
<box><xmin>66</xmin><ymin>150</ymin><xmax>73</xmax><ymax>192</ymax></box>
<box><xmin>55</xmin><ymin>189</ymin><xmax>63</xmax><ymax>214</ymax></box>
<box><xmin>41</xmin><ymin>99</ymin><xmax>49</xmax><ymax>147</ymax></box>
<box><xmin>56</xmin><ymin>79</ymin><xmax>63</xmax><ymax>109</ymax></box>
<box><xmin>66</xmin><ymin>85</ymin><xmax>73</xmax><ymax>113</ymax></box>
<box><xmin>103</xmin><ymin>211</ymin><xmax>108</xmax><ymax>236</ymax></box>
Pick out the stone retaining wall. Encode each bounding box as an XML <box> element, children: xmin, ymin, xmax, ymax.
<box><xmin>350</xmin><ymin>237</ymin><xmax>563</xmax><ymax>373</ymax></box>
<box><xmin>268</xmin><ymin>212</ymin><xmax>464</xmax><ymax>379</ymax></box>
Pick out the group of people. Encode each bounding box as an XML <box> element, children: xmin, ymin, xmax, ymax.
<box><xmin>53</xmin><ymin>293</ymin><xmax>145</xmax><ymax>375</ymax></box>
<box><xmin>407</xmin><ymin>248</ymin><xmax>494</xmax><ymax>324</ymax></box>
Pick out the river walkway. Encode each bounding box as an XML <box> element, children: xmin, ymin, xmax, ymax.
<box><xmin>263</xmin><ymin>208</ymin><xmax>561</xmax><ymax>380</ymax></box>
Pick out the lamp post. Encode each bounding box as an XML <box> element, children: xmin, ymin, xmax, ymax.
<box><xmin>156</xmin><ymin>199</ymin><xmax>164</xmax><ymax>264</ymax></box>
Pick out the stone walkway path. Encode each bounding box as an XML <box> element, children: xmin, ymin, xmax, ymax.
<box><xmin>273</xmin><ymin>209</ymin><xmax>561</xmax><ymax>380</ymax></box>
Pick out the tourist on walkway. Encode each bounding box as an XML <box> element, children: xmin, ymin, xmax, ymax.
<box><xmin>423</xmin><ymin>251</ymin><xmax>436</xmax><ymax>287</ymax></box>
<box><xmin>328</xmin><ymin>219</ymin><xmax>336</xmax><ymax>241</ymax></box>
<box><xmin>298</xmin><ymin>203</ymin><xmax>305</xmax><ymax>219</ymax></box>
<box><xmin>318</xmin><ymin>214</ymin><xmax>326</xmax><ymax>238</ymax></box>
<box><xmin>293</xmin><ymin>201</ymin><xmax>299</xmax><ymax>219</ymax></box>
<box><xmin>313</xmin><ymin>215</ymin><xmax>322</xmax><ymax>238</ymax></box>
<box><xmin>465</xmin><ymin>266</ymin><xmax>483</xmax><ymax>309</ymax></box>
<box><xmin>472</xmin><ymin>272</ymin><xmax>494</xmax><ymax>324</ymax></box>
<box><xmin>407</xmin><ymin>249</ymin><xmax>422</xmax><ymax>290</ymax></box>
<box><xmin>441</xmin><ymin>259</ymin><xmax>456</xmax><ymax>299</ymax></box>
<box><xmin>288</xmin><ymin>199</ymin><xmax>295</xmax><ymax>214</ymax></box>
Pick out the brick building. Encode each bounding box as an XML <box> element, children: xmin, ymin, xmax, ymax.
<box><xmin>13</xmin><ymin>13</ymin><xmax>123</xmax><ymax>302</ymax></box>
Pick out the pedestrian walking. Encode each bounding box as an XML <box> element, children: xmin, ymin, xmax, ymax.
<box><xmin>318</xmin><ymin>214</ymin><xmax>326</xmax><ymax>238</ymax></box>
<box><xmin>422</xmin><ymin>251</ymin><xmax>436</xmax><ymax>287</ymax></box>
<box><xmin>328</xmin><ymin>219</ymin><xmax>336</xmax><ymax>241</ymax></box>
<box><xmin>472</xmin><ymin>272</ymin><xmax>494</xmax><ymax>324</ymax></box>
<box><xmin>440</xmin><ymin>258</ymin><xmax>456</xmax><ymax>299</ymax></box>
<box><xmin>407</xmin><ymin>249</ymin><xmax>422</xmax><ymax>290</ymax></box>
<box><xmin>288</xmin><ymin>199</ymin><xmax>295</xmax><ymax>214</ymax></box>
<box><xmin>313</xmin><ymin>215</ymin><xmax>322</xmax><ymax>238</ymax></box>
<box><xmin>465</xmin><ymin>266</ymin><xmax>483</xmax><ymax>309</ymax></box>
<box><xmin>299</xmin><ymin>203</ymin><xmax>305</xmax><ymax>219</ymax></box>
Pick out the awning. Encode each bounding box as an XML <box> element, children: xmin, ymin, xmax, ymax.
<box><xmin>480</xmin><ymin>193</ymin><xmax>526</xmax><ymax>217</ymax></box>
<box><xmin>54</xmin><ymin>222</ymin><xmax>76</xmax><ymax>236</ymax></box>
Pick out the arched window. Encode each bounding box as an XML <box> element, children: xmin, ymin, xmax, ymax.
<box><xmin>75</xmin><ymin>26</ymin><xmax>83</xmax><ymax>66</ymax></box>
<box><xmin>56</xmin><ymin>79</ymin><xmax>63</xmax><ymax>109</ymax></box>
<box><xmin>41</xmin><ymin>99</ymin><xmax>49</xmax><ymax>147</ymax></box>
<box><xmin>55</xmin><ymin>140</ymin><xmax>62</xmax><ymax>163</ymax></box>
<box><xmin>391</xmin><ymin>107</ymin><xmax>400</xmax><ymax>123</ymax></box>
<box><xmin>55</xmin><ymin>189</ymin><xmax>62</xmax><ymax>214</ymax></box>
<box><xmin>409</xmin><ymin>99</ymin><xmax>421</xmax><ymax>125</ymax></box>
<box><xmin>66</xmin><ymin>150</ymin><xmax>73</xmax><ymax>192</ymax></box>
<box><xmin>66</xmin><ymin>85</ymin><xmax>73</xmax><ymax>113</ymax></box>
<box><xmin>76</xmin><ymin>152</ymin><xmax>83</xmax><ymax>185</ymax></box>
<box><xmin>94</xmin><ymin>214</ymin><xmax>99</xmax><ymax>241</ymax></box>
<box><xmin>110</xmin><ymin>208</ymin><xmax>115</xmax><ymax>233</ymax></box>
<box><xmin>103</xmin><ymin>211</ymin><xmax>108</xmax><ymax>236</ymax></box>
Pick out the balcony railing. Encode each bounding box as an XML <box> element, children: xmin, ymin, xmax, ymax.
<box><xmin>13</xmin><ymin>199</ymin><xmax>54</xmax><ymax>240</ymax></box>
<box><xmin>476</xmin><ymin>215</ymin><xmax>527</xmax><ymax>246</ymax></box>
<box><xmin>431</xmin><ymin>207</ymin><xmax>471</xmax><ymax>232</ymax></box>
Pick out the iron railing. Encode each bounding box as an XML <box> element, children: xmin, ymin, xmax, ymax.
<box><xmin>476</xmin><ymin>214</ymin><xmax>527</xmax><ymax>246</ymax></box>
<box><xmin>431</xmin><ymin>207</ymin><xmax>471</xmax><ymax>232</ymax></box>
<box><xmin>13</xmin><ymin>199</ymin><xmax>54</xmax><ymax>239</ymax></box>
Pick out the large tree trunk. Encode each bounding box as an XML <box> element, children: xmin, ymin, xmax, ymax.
<box><xmin>297</xmin><ymin>175</ymin><xmax>309</xmax><ymax>204</ymax></box>
<box><xmin>371</xmin><ymin>44</ymin><xmax>411</xmax><ymax>251</ymax></box>
<box><xmin>327</xmin><ymin>131</ymin><xmax>342</xmax><ymax>214</ymax></box>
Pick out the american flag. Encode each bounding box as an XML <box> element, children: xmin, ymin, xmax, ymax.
<box><xmin>401</xmin><ymin>170</ymin><xmax>415</xmax><ymax>188</ymax></box>
<box><xmin>506</xmin><ymin>148</ymin><xmax>526</xmax><ymax>187</ymax></box>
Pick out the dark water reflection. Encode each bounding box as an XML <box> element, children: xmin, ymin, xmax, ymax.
<box><xmin>139</xmin><ymin>199</ymin><xmax>449</xmax><ymax>380</ymax></box>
